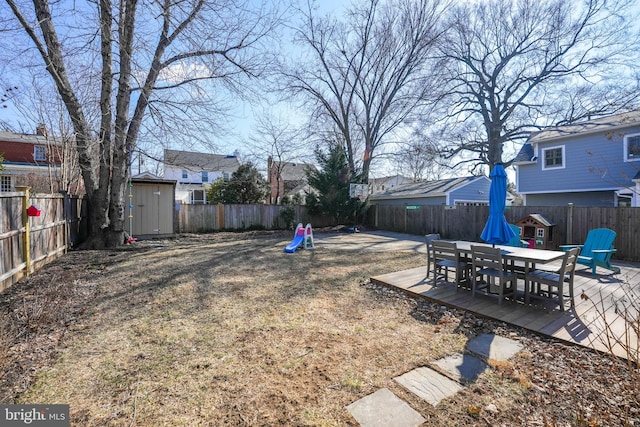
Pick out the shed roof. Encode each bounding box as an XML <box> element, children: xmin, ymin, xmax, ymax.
<box><xmin>369</xmin><ymin>176</ymin><xmax>487</xmax><ymax>200</ymax></box>
<box><xmin>131</xmin><ymin>172</ymin><xmax>176</xmax><ymax>185</ymax></box>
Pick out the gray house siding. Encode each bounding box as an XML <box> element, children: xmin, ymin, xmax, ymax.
<box><xmin>517</xmin><ymin>119</ymin><xmax>640</xmax><ymax>206</ymax></box>
<box><xmin>525</xmin><ymin>191</ymin><xmax>615</xmax><ymax>207</ymax></box>
<box><xmin>448</xmin><ymin>179</ymin><xmax>490</xmax><ymax>204</ymax></box>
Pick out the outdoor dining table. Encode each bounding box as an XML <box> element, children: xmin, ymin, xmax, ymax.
<box><xmin>448</xmin><ymin>240</ymin><xmax>567</xmax><ymax>303</ymax></box>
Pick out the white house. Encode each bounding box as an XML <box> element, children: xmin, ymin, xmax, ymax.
<box><xmin>368</xmin><ymin>175</ymin><xmax>413</xmax><ymax>194</ymax></box>
<box><xmin>163</xmin><ymin>149</ymin><xmax>240</xmax><ymax>204</ymax></box>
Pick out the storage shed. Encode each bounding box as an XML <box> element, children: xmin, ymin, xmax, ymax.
<box><xmin>515</xmin><ymin>213</ymin><xmax>556</xmax><ymax>250</ymax></box>
<box><xmin>130</xmin><ymin>173</ymin><xmax>176</xmax><ymax>238</ymax></box>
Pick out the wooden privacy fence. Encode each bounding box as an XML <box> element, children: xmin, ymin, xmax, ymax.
<box><xmin>366</xmin><ymin>204</ymin><xmax>640</xmax><ymax>262</ymax></box>
<box><xmin>178</xmin><ymin>203</ymin><xmax>338</xmax><ymax>233</ymax></box>
<box><xmin>0</xmin><ymin>187</ymin><xmax>85</xmax><ymax>291</ymax></box>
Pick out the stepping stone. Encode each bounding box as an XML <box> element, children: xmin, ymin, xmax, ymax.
<box><xmin>466</xmin><ymin>333</ymin><xmax>524</xmax><ymax>361</ymax></box>
<box><xmin>346</xmin><ymin>388</ymin><xmax>425</xmax><ymax>427</ymax></box>
<box><xmin>432</xmin><ymin>353</ymin><xmax>489</xmax><ymax>383</ymax></box>
<box><xmin>394</xmin><ymin>367</ymin><xmax>463</xmax><ymax>406</ymax></box>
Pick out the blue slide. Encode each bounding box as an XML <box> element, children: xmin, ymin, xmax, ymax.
<box><xmin>284</xmin><ymin>234</ymin><xmax>305</xmax><ymax>253</ymax></box>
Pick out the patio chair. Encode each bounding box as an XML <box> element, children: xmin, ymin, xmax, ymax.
<box><xmin>525</xmin><ymin>247</ymin><xmax>581</xmax><ymax>311</ymax></box>
<box><xmin>470</xmin><ymin>245</ymin><xmax>517</xmax><ymax>304</ymax></box>
<box><xmin>424</xmin><ymin>233</ymin><xmax>441</xmax><ymax>277</ymax></box>
<box><xmin>506</xmin><ymin>224</ymin><xmax>528</xmax><ymax>248</ymax></box>
<box><xmin>560</xmin><ymin>228</ymin><xmax>620</xmax><ymax>276</ymax></box>
<box><xmin>431</xmin><ymin>240</ymin><xmax>470</xmax><ymax>289</ymax></box>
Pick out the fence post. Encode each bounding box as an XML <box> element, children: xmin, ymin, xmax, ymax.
<box><xmin>566</xmin><ymin>203</ymin><xmax>574</xmax><ymax>244</ymax></box>
<box><xmin>403</xmin><ymin>204</ymin><xmax>407</xmax><ymax>233</ymax></box>
<box><xmin>217</xmin><ymin>203</ymin><xmax>224</xmax><ymax>230</ymax></box>
<box><xmin>60</xmin><ymin>189</ymin><xmax>70</xmax><ymax>250</ymax></box>
<box><xmin>16</xmin><ymin>186</ymin><xmax>32</xmax><ymax>276</ymax></box>
<box><xmin>374</xmin><ymin>204</ymin><xmax>379</xmax><ymax>228</ymax></box>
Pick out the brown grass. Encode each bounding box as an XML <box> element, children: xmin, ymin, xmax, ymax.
<box><xmin>0</xmin><ymin>232</ymin><xmax>638</xmax><ymax>426</ymax></box>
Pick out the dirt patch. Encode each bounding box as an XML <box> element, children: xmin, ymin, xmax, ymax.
<box><xmin>0</xmin><ymin>232</ymin><xmax>638</xmax><ymax>426</ymax></box>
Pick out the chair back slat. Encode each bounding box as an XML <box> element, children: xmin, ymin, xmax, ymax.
<box><xmin>432</xmin><ymin>240</ymin><xmax>459</xmax><ymax>263</ymax></box>
<box><xmin>560</xmin><ymin>247</ymin><xmax>581</xmax><ymax>278</ymax></box>
<box><xmin>470</xmin><ymin>245</ymin><xmax>503</xmax><ymax>270</ymax></box>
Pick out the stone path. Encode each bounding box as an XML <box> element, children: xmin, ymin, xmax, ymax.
<box><xmin>346</xmin><ymin>333</ymin><xmax>524</xmax><ymax>427</ymax></box>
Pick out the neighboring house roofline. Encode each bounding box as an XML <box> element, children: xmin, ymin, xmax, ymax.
<box><xmin>527</xmin><ymin>109</ymin><xmax>640</xmax><ymax>145</ymax></box>
<box><xmin>163</xmin><ymin>149</ymin><xmax>240</xmax><ymax>172</ymax></box>
<box><xmin>369</xmin><ymin>176</ymin><xmax>489</xmax><ymax>201</ymax></box>
<box><xmin>269</xmin><ymin>160</ymin><xmax>316</xmax><ymax>181</ymax></box>
<box><xmin>0</xmin><ymin>131</ymin><xmax>65</xmax><ymax>147</ymax></box>
<box><xmin>368</xmin><ymin>174</ymin><xmax>411</xmax><ymax>183</ymax></box>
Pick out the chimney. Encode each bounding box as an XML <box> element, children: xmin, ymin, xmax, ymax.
<box><xmin>36</xmin><ymin>124</ymin><xmax>48</xmax><ymax>136</ymax></box>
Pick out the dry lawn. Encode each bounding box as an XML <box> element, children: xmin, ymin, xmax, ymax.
<box><xmin>0</xmin><ymin>232</ymin><xmax>638</xmax><ymax>426</ymax></box>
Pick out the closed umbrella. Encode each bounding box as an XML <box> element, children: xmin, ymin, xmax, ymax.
<box><xmin>480</xmin><ymin>163</ymin><xmax>515</xmax><ymax>245</ymax></box>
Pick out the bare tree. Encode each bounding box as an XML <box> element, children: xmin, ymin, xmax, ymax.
<box><xmin>435</xmin><ymin>0</ymin><xmax>640</xmax><ymax>171</ymax></box>
<box><xmin>390</xmin><ymin>137</ymin><xmax>447</xmax><ymax>182</ymax></box>
<box><xmin>3</xmin><ymin>0</ymin><xmax>283</xmax><ymax>247</ymax></box>
<box><xmin>245</xmin><ymin>112</ymin><xmax>307</xmax><ymax>204</ymax></box>
<box><xmin>284</xmin><ymin>0</ymin><xmax>448</xmax><ymax>183</ymax></box>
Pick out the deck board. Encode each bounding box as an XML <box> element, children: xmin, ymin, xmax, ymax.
<box><xmin>371</xmin><ymin>262</ymin><xmax>639</xmax><ymax>359</ymax></box>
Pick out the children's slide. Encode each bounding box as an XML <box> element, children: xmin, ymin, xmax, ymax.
<box><xmin>284</xmin><ymin>223</ymin><xmax>305</xmax><ymax>253</ymax></box>
<box><xmin>284</xmin><ymin>223</ymin><xmax>315</xmax><ymax>253</ymax></box>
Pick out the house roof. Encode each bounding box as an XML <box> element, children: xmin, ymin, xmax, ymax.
<box><xmin>164</xmin><ymin>149</ymin><xmax>240</xmax><ymax>172</ymax></box>
<box><xmin>513</xmin><ymin>143</ymin><xmax>536</xmax><ymax>164</ymax></box>
<box><xmin>527</xmin><ymin>110</ymin><xmax>640</xmax><ymax>145</ymax></box>
<box><xmin>369</xmin><ymin>176</ymin><xmax>487</xmax><ymax>200</ymax></box>
<box><xmin>0</xmin><ymin>131</ymin><xmax>63</xmax><ymax>145</ymax></box>
<box><xmin>273</xmin><ymin>161</ymin><xmax>316</xmax><ymax>181</ymax></box>
<box><xmin>0</xmin><ymin>131</ymin><xmax>45</xmax><ymax>144</ymax></box>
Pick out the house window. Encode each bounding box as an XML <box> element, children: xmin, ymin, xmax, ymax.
<box><xmin>1</xmin><ymin>176</ymin><xmax>11</xmax><ymax>192</ymax></box>
<box><xmin>34</xmin><ymin>145</ymin><xmax>46</xmax><ymax>161</ymax></box>
<box><xmin>191</xmin><ymin>190</ymin><xmax>206</xmax><ymax>204</ymax></box>
<box><xmin>624</xmin><ymin>134</ymin><xmax>640</xmax><ymax>161</ymax></box>
<box><xmin>536</xmin><ymin>228</ymin><xmax>545</xmax><ymax>238</ymax></box>
<box><xmin>223</xmin><ymin>172</ymin><xmax>230</xmax><ymax>180</ymax></box>
<box><xmin>201</xmin><ymin>171</ymin><xmax>209</xmax><ymax>183</ymax></box>
<box><xmin>181</xmin><ymin>170</ymin><xmax>188</xmax><ymax>179</ymax></box>
<box><xmin>542</xmin><ymin>146</ymin><xmax>564</xmax><ymax>170</ymax></box>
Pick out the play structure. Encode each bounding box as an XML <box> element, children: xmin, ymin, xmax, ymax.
<box><xmin>284</xmin><ymin>223</ymin><xmax>315</xmax><ymax>253</ymax></box>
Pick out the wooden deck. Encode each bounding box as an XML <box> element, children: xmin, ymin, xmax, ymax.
<box><xmin>371</xmin><ymin>262</ymin><xmax>640</xmax><ymax>359</ymax></box>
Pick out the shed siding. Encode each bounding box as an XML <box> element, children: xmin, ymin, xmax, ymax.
<box><xmin>518</xmin><ymin>126</ymin><xmax>640</xmax><ymax>195</ymax></box>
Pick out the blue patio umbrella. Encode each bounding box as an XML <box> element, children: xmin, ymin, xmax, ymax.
<box><xmin>480</xmin><ymin>163</ymin><xmax>516</xmax><ymax>245</ymax></box>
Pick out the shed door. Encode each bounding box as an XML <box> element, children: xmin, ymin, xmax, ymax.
<box><xmin>131</xmin><ymin>182</ymin><xmax>174</xmax><ymax>236</ymax></box>
<box><xmin>132</xmin><ymin>183</ymin><xmax>156</xmax><ymax>235</ymax></box>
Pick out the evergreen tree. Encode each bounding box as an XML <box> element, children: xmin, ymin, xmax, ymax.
<box><xmin>306</xmin><ymin>144</ymin><xmax>365</xmax><ymax>224</ymax></box>
<box><xmin>207</xmin><ymin>163</ymin><xmax>269</xmax><ymax>204</ymax></box>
